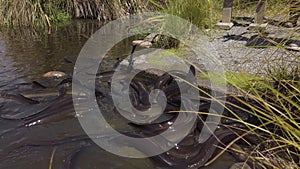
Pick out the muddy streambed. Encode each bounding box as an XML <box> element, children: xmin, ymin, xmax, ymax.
<box><xmin>0</xmin><ymin>21</ymin><xmax>238</xmax><ymax>169</ymax></box>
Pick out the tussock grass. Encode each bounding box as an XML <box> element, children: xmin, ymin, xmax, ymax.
<box><xmin>200</xmin><ymin>65</ymin><xmax>300</xmax><ymax>168</ymax></box>
<box><xmin>163</xmin><ymin>0</ymin><xmax>223</xmax><ymax>29</ymax></box>
<box><xmin>233</xmin><ymin>81</ymin><xmax>299</xmax><ymax>168</ymax></box>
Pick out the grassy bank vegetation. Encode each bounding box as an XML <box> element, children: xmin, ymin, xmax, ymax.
<box><xmin>162</xmin><ymin>0</ymin><xmax>294</xmax><ymax>29</ymax></box>
<box><xmin>0</xmin><ymin>0</ymin><xmax>74</xmax><ymax>27</ymax></box>
<box><xmin>226</xmin><ymin>66</ymin><xmax>299</xmax><ymax>168</ymax></box>
<box><xmin>0</xmin><ymin>0</ymin><xmax>296</xmax><ymax>28</ymax></box>
<box><xmin>0</xmin><ymin>0</ymin><xmax>162</xmax><ymax>27</ymax></box>
<box><xmin>163</xmin><ymin>0</ymin><xmax>223</xmax><ymax>29</ymax></box>
<box><xmin>194</xmin><ymin>59</ymin><xmax>299</xmax><ymax>168</ymax></box>
<box><xmin>234</xmin><ymin>0</ymin><xmax>289</xmax><ymax>15</ymax></box>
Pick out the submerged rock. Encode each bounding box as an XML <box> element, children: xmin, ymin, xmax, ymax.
<box><xmin>43</xmin><ymin>71</ymin><xmax>67</xmax><ymax>78</ymax></box>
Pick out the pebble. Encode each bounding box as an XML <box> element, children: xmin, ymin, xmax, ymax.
<box><xmin>289</xmin><ymin>43</ymin><xmax>299</xmax><ymax>48</ymax></box>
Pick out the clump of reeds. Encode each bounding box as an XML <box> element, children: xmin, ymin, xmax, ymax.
<box><xmin>73</xmin><ymin>0</ymin><xmax>164</xmax><ymax>20</ymax></box>
<box><xmin>0</xmin><ymin>0</ymin><xmax>164</xmax><ymax>27</ymax></box>
<box><xmin>0</xmin><ymin>0</ymin><xmax>73</xmax><ymax>27</ymax></box>
<box><xmin>0</xmin><ymin>0</ymin><xmax>48</xmax><ymax>27</ymax></box>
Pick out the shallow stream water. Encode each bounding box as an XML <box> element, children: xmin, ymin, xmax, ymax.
<box><xmin>0</xmin><ymin>21</ymin><xmax>235</xmax><ymax>169</ymax></box>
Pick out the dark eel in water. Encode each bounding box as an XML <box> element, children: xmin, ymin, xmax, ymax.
<box><xmin>0</xmin><ymin>62</ymin><xmax>264</xmax><ymax>169</ymax></box>
<box><xmin>126</xmin><ymin>93</ymin><xmax>259</xmax><ymax>168</ymax></box>
<box><xmin>154</xmin><ymin>72</ymin><xmax>173</xmax><ymax>89</ymax></box>
<box><xmin>0</xmin><ymin>124</ymin><xmax>255</xmax><ymax>169</ymax></box>
<box><xmin>0</xmin><ymin>86</ymin><xmax>67</xmax><ymax>120</ymax></box>
<box><xmin>0</xmin><ymin>91</ymin><xmax>39</xmax><ymax>104</ymax></box>
<box><xmin>130</xmin><ymin>80</ymin><xmax>151</xmax><ymax>109</ymax></box>
<box><xmin>0</xmin><ymin>90</ymin><xmax>75</xmax><ymax>141</ymax></box>
<box><xmin>153</xmin><ymin>128</ymin><xmax>245</xmax><ymax>168</ymax></box>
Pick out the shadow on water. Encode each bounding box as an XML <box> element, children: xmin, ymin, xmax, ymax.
<box><xmin>0</xmin><ymin>20</ymin><xmax>237</xmax><ymax>169</ymax></box>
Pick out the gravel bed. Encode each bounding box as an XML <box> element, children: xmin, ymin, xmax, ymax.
<box><xmin>208</xmin><ymin>24</ymin><xmax>299</xmax><ymax>75</ymax></box>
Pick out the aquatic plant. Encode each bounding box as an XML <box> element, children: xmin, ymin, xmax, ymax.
<box><xmin>43</xmin><ymin>0</ymin><xmax>72</xmax><ymax>24</ymax></box>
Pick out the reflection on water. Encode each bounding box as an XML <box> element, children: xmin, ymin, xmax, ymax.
<box><xmin>0</xmin><ymin>20</ymin><xmax>233</xmax><ymax>169</ymax></box>
<box><xmin>0</xmin><ymin>21</ymin><xmax>156</xmax><ymax>169</ymax></box>
<box><xmin>0</xmin><ymin>21</ymin><xmax>104</xmax><ymax>83</ymax></box>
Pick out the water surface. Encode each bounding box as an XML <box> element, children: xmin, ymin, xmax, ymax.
<box><xmin>0</xmin><ymin>21</ymin><xmax>235</xmax><ymax>169</ymax></box>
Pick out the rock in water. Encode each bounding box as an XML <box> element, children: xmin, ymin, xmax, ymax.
<box><xmin>229</xmin><ymin>162</ymin><xmax>251</xmax><ymax>169</ymax></box>
<box><xmin>132</xmin><ymin>40</ymin><xmax>152</xmax><ymax>48</ymax></box>
<box><xmin>43</xmin><ymin>71</ymin><xmax>67</xmax><ymax>78</ymax></box>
